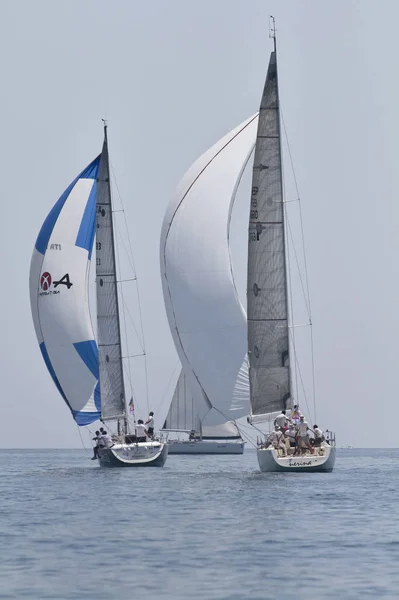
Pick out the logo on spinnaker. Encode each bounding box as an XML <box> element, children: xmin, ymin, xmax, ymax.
<box><xmin>40</xmin><ymin>272</ymin><xmax>52</xmax><ymax>291</ymax></box>
<box><xmin>39</xmin><ymin>272</ymin><xmax>73</xmax><ymax>296</ymax></box>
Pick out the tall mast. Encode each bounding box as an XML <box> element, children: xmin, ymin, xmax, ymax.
<box><xmin>247</xmin><ymin>17</ymin><xmax>292</xmax><ymax>419</ymax></box>
<box><xmin>271</xmin><ymin>17</ymin><xmax>294</xmax><ymax>407</ymax></box>
<box><xmin>96</xmin><ymin>122</ymin><xmax>127</xmax><ymax>434</ymax></box>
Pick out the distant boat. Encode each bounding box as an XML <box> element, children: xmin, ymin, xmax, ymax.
<box><xmin>163</xmin><ymin>372</ymin><xmax>245</xmax><ymax>455</ymax></box>
<box><xmin>29</xmin><ymin>125</ymin><xmax>168</xmax><ymax>468</ymax></box>
<box><xmin>247</xmin><ymin>21</ymin><xmax>336</xmax><ymax>473</ymax></box>
<box><xmin>160</xmin><ymin>116</ymin><xmax>259</xmax><ymax>454</ymax></box>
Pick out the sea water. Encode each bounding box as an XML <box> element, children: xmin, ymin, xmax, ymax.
<box><xmin>0</xmin><ymin>448</ymin><xmax>398</xmax><ymax>599</ymax></box>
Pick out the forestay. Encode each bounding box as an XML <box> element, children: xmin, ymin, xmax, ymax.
<box><xmin>247</xmin><ymin>50</ymin><xmax>291</xmax><ymax>418</ymax></box>
<box><xmin>30</xmin><ymin>157</ymin><xmax>101</xmax><ymax>425</ymax></box>
<box><xmin>161</xmin><ymin>115</ymin><xmax>258</xmax><ymax>428</ymax></box>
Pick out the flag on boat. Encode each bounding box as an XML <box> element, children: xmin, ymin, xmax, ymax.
<box><xmin>129</xmin><ymin>397</ymin><xmax>135</xmax><ymax>413</ymax></box>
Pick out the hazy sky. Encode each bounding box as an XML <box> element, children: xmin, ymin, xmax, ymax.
<box><xmin>1</xmin><ymin>0</ymin><xmax>398</xmax><ymax>448</ymax></box>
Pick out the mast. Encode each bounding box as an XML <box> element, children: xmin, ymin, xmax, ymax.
<box><xmin>247</xmin><ymin>17</ymin><xmax>292</xmax><ymax>420</ymax></box>
<box><xmin>96</xmin><ymin>123</ymin><xmax>127</xmax><ymax>434</ymax></box>
<box><xmin>271</xmin><ymin>17</ymin><xmax>294</xmax><ymax>406</ymax></box>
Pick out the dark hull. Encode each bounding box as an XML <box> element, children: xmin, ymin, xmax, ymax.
<box><xmin>98</xmin><ymin>443</ymin><xmax>168</xmax><ymax>468</ymax></box>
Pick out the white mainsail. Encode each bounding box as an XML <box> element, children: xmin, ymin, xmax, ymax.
<box><xmin>30</xmin><ymin>157</ymin><xmax>101</xmax><ymax>425</ymax></box>
<box><xmin>247</xmin><ymin>49</ymin><xmax>292</xmax><ymax>421</ymax></box>
<box><xmin>161</xmin><ymin>115</ymin><xmax>258</xmax><ymax>432</ymax></box>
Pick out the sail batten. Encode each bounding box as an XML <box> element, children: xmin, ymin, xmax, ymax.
<box><xmin>247</xmin><ymin>50</ymin><xmax>291</xmax><ymax>417</ymax></box>
<box><xmin>95</xmin><ymin>128</ymin><xmax>126</xmax><ymax>423</ymax></box>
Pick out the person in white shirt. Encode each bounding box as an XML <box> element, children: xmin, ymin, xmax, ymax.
<box><xmin>100</xmin><ymin>432</ymin><xmax>114</xmax><ymax>449</ymax></box>
<box><xmin>135</xmin><ymin>420</ymin><xmax>148</xmax><ymax>443</ymax></box>
<box><xmin>284</xmin><ymin>424</ymin><xmax>297</xmax><ymax>452</ymax></box>
<box><xmin>297</xmin><ymin>416</ymin><xmax>313</xmax><ymax>453</ymax></box>
<box><xmin>312</xmin><ymin>425</ymin><xmax>324</xmax><ymax>448</ymax></box>
<box><xmin>145</xmin><ymin>412</ymin><xmax>155</xmax><ymax>439</ymax></box>
<box><xmin>266</xmin><ymin>426</ymin><xmax>287</xmax><ymax>456</ymax></box>
<box><xmin>274</xmin><ymin>410</ymin><xmax>289</xmax><ymax>431</ymax></box>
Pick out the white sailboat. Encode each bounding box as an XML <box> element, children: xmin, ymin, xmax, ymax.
<box><xmin>163</xmin><ymin>371</ymin><xmax>245</xmax><ymax>454</ymax></box>
<box><xmin>29</xmin><ymin>125</ymin><xmax>168</xmax><ymax>468</ymax></box>
<box><xmin>247</xmin><ymin>21</ymin><xmax>336</xmax><ymax>473</ymax></box>
<box><xmin>160</xmin><ymin>116</ymin><xmax>259</xmax><ymax>454</ymax></box>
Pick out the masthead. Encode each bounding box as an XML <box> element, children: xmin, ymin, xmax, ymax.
<box><xmin>269</xmin><ymin>15</ymin><xmax>276</xmax><ymax>51</ymax></box>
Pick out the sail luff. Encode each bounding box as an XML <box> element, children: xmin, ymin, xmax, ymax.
<box><xmin>247</xmin><ymin>47</ymin><xmax>292</xmax><ymax>417</ymax></box>
<box><xmin>96</xmin><ymin>126</ymin><xmax>127</xmax><ymax>426</ymax></box>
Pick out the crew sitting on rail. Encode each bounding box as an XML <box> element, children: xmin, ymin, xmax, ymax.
<box><xmin>266</xmin><ymin>425</ymin><xmax>287</xmax><ymax>456</ymax></box>
<box><xmin>91</xmin><ymin>430</ymin><xmax>102</xmax><ymax>460</ymax></box>
<box><xmin>100</xmin><ymin>430</ymin><xmax>115</xmax><ymax>448</ymax></box>
<box><xmin>310</xmin><ymin>425</ymin><xmax>324</xmax><ymax>447</ymax></box>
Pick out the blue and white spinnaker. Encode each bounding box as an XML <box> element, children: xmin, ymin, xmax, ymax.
<box><xmin>29</xmin><ymin>157</ymin><xmax>101</xmax><ymax>425</ymax></box>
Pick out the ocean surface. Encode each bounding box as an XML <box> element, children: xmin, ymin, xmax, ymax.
<box><xmin>0</xmin><ymin>448</ymin><xmax>398</xmax><ymax>599</ymax></box>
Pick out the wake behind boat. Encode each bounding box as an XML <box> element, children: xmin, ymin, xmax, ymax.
<box><xmin>30</xmin><ymin>125</ymin><xmax>167</xmax><ymax>468</ymax></box>
<box><xmin>246</xmin><ymin>20</ymin><xmax>336</xmax><ymax>473</ymax></box>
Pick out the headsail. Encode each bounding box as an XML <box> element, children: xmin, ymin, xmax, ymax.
<box><xmin>161</xmin><ymin>115</ymin><xmax>258</xmax><ymax>428</ymax></box>
<box><xmin>247</xmin><ymin>49</ymin><xmax>291</xmax><ymax>419</ymax></box>
<box><xmin>163</xmin><ymin>370</ymin><xmax>199</xmax><ymax>432</ymax></box>
<box><xmin>95</xmin><ymin>127</ymin><xmax>126</xmax><ymax>424</ymax></box>
<box><xmin>30</xmin><ymin>157</ymin><xmax>101</xmax><ymax>425</ymax></box>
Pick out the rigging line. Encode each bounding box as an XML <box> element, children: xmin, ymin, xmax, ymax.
<box><xmin>119</xmin><ymin>287</ymin><xmax>144</xmax><ymax>350</ymax></box>
<box><xmin>159</xmin><ymin>359</ymin><xmax>181</xmax><ymax>411</ymax></box>
<box><xmin>286</xmin><ymin>216</ymin><xmax>311</xmax><ymax>317</ymax></box>
<box><xmin>210</xmin><ymin>406</ymin><xmax>257</xmax><ymax>449</ymax></box>
<box><xmin>77</xmin><ymin>425</ymin><xmax>91</xmax><ymax>455</ymax></box>
<box><xmin>109</xmin><ymin>161</ymin><xmax>138</xmax><ymax>275</ymax></box>
<box><xmin>291</xmin><ymin>342</ymin><xmax>312</xmax><ymax>421</ymax></box>
<box><xmin>283</xmin><ymin>178</ymin><xmax>299</xmax><ymax>403</ymax></box>
<box><xmin>281</xmin><ymin>111</ymin><xmax>312</xmax><ymax>314</ymax></box>
<box><xmin>110</xmin><ymin>160</ymin><xmax>150</xmax><ymax>413</ymax></box>
<box><xmin>235</xmin><ymin>425</ymin><xmax>258</xmax><ymax>449</ymax></box>
<box><xmin>114</xmin><ymin>220</ymin><xmax>137</xmax><ymax>280</ymax></box>
<box><xmin>281</xmin><ymin>110</ymin><xmax>317</xmax><ymax>417</ymax></box>
<box><xmin>113</xmin><ymin>206</ymin><xmax>137</xmax><ymax>411</ymax></box>
<box><xmin>120</xmin><ymin>279</ymin><xmax>140</xmax><ymax>410</ymax></box>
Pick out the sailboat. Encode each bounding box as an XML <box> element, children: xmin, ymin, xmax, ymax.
<box><xmin>247</xmin><ymin>21</ymin><xmax>336</xmax><ymax>472</ymax></box>
<box><xmin>163</xmin><ymin>370</ymin><xmax>245</xmax><ymax>454</ymax></box>
<box><xmin>29</xmin><ymin>125</ymin><xmax>168</xmax><ymax>468</ymax></box>
<box><xmin>160</xmin><ymin>116</ymin><xmax>259</xmax><ymax>454</ymax></box>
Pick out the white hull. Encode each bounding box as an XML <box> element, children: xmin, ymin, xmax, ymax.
<box><xmin>167</xmin><ymin>440</ymin><xmax>245</xmax><ymax>455</ymax></box>
<box><xmin>98</xmin><ymin>441</ymin><xmax>168</xmax><ymax>467</ymax></box>
<box><xmin>257</xmin><ymin>445</ymin><xmax>336</xmax><ymax>473</ymax></box>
